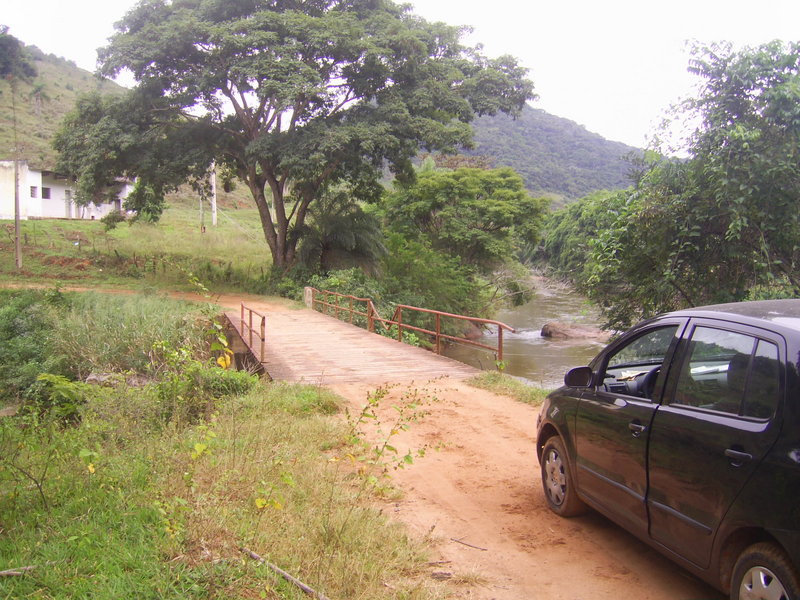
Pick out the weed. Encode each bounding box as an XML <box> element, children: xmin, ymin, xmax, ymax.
<box><xmin>467</xmin><ymin>371</ymin><xmax>551</xmax><ymax>406</ymax></box>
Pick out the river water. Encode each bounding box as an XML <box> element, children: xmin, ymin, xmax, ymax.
<box><xmin>442</xmin><ymin>280</ymin><xmax>607</xmax><ymax>388</ymax></box>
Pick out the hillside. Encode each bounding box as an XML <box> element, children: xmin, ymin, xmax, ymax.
<box><xmin>2</xmin><ymin>37</ymin><xmax>639</xmax><ymax>203</ymax></box>
<box><xmin>470</xmin><ymin>104</ymin><xmax>641</xmax><ymax>204</ymax></box>
<box><xmin>0</xmin><ymin>44</ymin><xmax>123</xmax><ymax>170</ymax></box>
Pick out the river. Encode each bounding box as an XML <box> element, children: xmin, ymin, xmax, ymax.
<box><xmin>443</xmin><ymin>280</ymin><xmax>607</xmax><ymax>388</ymax></box>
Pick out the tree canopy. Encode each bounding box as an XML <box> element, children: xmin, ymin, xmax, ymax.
<box><xmin>0</xmin><ymin>27</ymin><xmax>36</xmax><ymax>81</ymax></box>
<box><xmin>384</xmin><ymin>165</ymin><xmax>547</xmax><ymax>270</ymax></box>
<box><xmin>54</xmin><ymin>0</ymin><xmax>534</xmax><ymax>269</ymax></box>
<box><xmin>552</xmin><ymin>41</ymin><xmax>800</xmax><ymax>329</ymax></box>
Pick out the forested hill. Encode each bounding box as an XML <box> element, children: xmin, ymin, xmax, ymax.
<box><xmin>0</xmin><ymin>43</ymin><xmax>123</xmax><ymax>170</ymax></box>
<box><xmin>470</xmin><ymin>104</ymin><xmax>641</xmax><ymax>203</ymax></box>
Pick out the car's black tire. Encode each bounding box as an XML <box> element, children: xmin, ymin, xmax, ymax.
<box><xmin>730</xmin><ymin>542</ymin><xmax>800</xmax><ymax>600</ymax></box>
<box><xmin>540</xmin><ymin>436</ymin><xmax>587</xmax><ymax>517</ymax></box>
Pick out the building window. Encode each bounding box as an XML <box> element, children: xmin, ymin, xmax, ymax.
<box><xmin>42</xmin><ymin>187</ymin><xmax>51</xmax><ymax>200</ymax></box>
<box><xmin>30</xmin><ymin>186</ymin><xmax>38</xmax><ymax>198</ymax></box>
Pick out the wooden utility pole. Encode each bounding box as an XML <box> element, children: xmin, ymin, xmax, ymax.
<box><xmin>210</xmin><ymin>161</ymin><xmax>218</xmax><ymax>226</ymax></box>
<box><xmin>13</xmin><ymin>160</ymin><xmax>21</xmax><ymax>269</ymax></box>
<box><xmin>11</xmin><ymin>80</ymin><xmax>22</xmax><ymax>270</ymax></box>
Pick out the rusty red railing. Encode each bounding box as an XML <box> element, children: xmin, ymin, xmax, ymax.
<box><xmin>307</xmin><ymin>288</ymin><xmax>515</xmax><ymax>362</ymax></box>
<box><xmin>240</xmin><ymin>303</ymin><xmax>266</xmax><ymax>362</ymax></box>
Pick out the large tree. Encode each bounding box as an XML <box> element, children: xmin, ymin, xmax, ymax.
<box><xmin>55</xmin><ymin>0</ymin><xmax>533</xmax><ymax>269</ymax></box>
<box><xmin>582</xmin><ymin>41</ymin><xmax>800</xmax><ymax>329</ymax></box>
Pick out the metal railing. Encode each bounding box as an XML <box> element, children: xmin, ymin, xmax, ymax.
<box><xmin>240</xmin><ymin>303</ymin><xmax>266</xmax><ymax>362</ymax></box>
<box><xmin>307</xmin><ymin>288</ymin><xmax>515</xmax><ymax>362</ymax></box>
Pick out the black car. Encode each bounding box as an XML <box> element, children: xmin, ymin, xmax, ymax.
<box><xmin>536</xmin><ymin>300</ymin><xmax>800</xmax><ymax>600</ymax></box>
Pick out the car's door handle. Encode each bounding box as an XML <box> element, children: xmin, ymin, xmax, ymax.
<box><xmin>724</xmin><ymin>448</ymin><xmax>753</xmax><ymax>466</ymax></box>
<box><xmin>628</xmin><ymin>422</ymin><xmax>647</xmax><ymax>437</ymax></box>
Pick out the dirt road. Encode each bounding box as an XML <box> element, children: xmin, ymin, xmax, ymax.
<box><xmin>329</xmin><ymin>379</ymin><xmax>724</xmax><ymax>600</ymax></box>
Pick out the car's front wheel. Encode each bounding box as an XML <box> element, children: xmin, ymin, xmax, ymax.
<box><xmin>540</xmin><ymin>436</ymin><xmax>586</xmax><ymax>517</ymax></box>
<box><xmin>731</xmin><ymin>542</ymin><xmax>800</xmax><ymax>600</ymax></box>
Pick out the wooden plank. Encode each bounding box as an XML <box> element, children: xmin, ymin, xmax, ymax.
<box><xmin>225</xmin><ymin>305</ymin><xmax>481</xmax><ymax>385</ymax></box>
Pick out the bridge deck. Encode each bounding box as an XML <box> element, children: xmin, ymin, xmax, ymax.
<box><xmin>225</xmin><ymin>304</ymin><xmax>480</xmax><ymax>385</ymax></box>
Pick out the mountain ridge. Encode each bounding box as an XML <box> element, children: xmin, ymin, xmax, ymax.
<box><xmin>470</xmin><ymin>104</ymin><xmax>640</xmax><ymax>203</ymax></box>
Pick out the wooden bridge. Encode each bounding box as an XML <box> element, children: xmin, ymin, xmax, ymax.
<box><xmin>224</xmin><ymin>296</ymin><xmax>497</xmax><ymax>385</ymax></box>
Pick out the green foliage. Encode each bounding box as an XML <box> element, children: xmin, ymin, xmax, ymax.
<box><xmin>50</xmin><ymin>292</ymin><xmax>209</xmax><ymax>379</ymax></box>
<box><xmin>0</xmin><ymin>290</ymin><xmax>67</xmax><ymax>404</ymax></box>
<box><xmin>377</xmin><ymin>324</ymin><xmax>424</xmax><ymax>348</ymax></box>
<box><xmin>31</xmin><ymin>373</ymin><xmax>88</xmax><ymax>422</ymax></box>
<box><xmin>467</xmin><ymin>372</ymin><xmax>551</xmax><ymax>405</ymax></box>
<box><xmin>99</xmin><ymin>208</ymin><xmax>127</xmax><ymax>230</ymax></box>
<box><xmin>540</xmin><ymin>189</ymin><xmax>628</xmax><ymax>282</ymax></box>
<box><xmin>579</xmin><ymin>41</ymin><xmax>800</xmax><ymax>329</ymax></box>
<box><xmin>151</xmin><ymin>334</ymin><xmax>256</xmax><ymax>424</ymax></box>
<box><xmin>0</xmin><ymin>391</ymin><xmax>257</xmax><ymax>599</ymax></box>
<box><xmin>264</xmin><ymin>382</ymin><xmax>341</xmax><ymax>416</ymax></box>
<box><xmin>54</xmin><ymin>90</ymin><xmax>214</xmax><ymax>216</ymax></box>
<box><xmin>304</xmin><ymin>237</ymin><xmax>492</xmax><ymax>338</ymax></box>
<box><xmin>381</xmin><ymin>234</ymin><xmax>491</xmax><ymax>319</ymax></box>
<box><xmin>384</xmin><ymin>166</ymin><xmax>548</xmax><ymax>271</ymax></box>
<box><xmin>0</xmin><ymin>26</ymin><xmax>36</xmax><ymax>81</ymax></box>
<box><xmin>307</xmin><ymin>267</ymin><xmax>389</xmax><ymax>305</ymax></box>
<box><xmin>295</xmin><ymin>189</ymin><xmax>387</xmax><ymax>273</ymax></box>
<box><xmin>58</xmin><ymin>0</ymin><xmax>533</xmax><ymax>269</ymax></box>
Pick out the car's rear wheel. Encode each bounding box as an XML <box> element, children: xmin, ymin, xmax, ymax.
<box><xmin>540</xmin><ymin>436</ymin><xmax>586</xmax><ymax>517</ymax></box>
<box><xmin>731</xmin><ymin>542</ymin><xmax>800</xmax><ymax>600</ymax></box>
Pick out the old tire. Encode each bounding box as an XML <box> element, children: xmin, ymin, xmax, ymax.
<box><xmin>540</xmin><ymin>436</ymin><xmax>586</xmax><ymax>517</ymax></box>
<box><xmin>731</xmin><ymin>542</ymin><xmax>800</xmax><ymax>600</ymax></box>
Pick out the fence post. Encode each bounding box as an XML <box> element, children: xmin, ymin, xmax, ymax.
<box><xmin>497</xmin><ymin>326</ymin><xmax>504</xmax><ymax>363</ymax></box>
<box><xmin>397</xmin><ymin>308</ymin><xmax>403</xmax><ymax>343</ymax></box>
<box><xmin>248</xmin><ymin>308</ymin><xmax>254</xmax><ymax>348</ymax></box>
<box><xmin>368</xmin><ymin>303</ymin><xmax>375</xmax><ymax>332</ymax></box>
<box><xmin>435</xmin><ymin>313</ymin><xmax>441</xmax><ymax>355</ymax></box>
<box><xmin>240</xmin><ymin>302</ymin><xmax>244</xmax><ymax>327</ymax></box>
<box><xmin>260</xmin><ymin>315</ymin><xmax>265</xmax><ymax>362</ymax></box>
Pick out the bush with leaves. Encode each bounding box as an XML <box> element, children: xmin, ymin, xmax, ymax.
<box><xmin>576</xmin><ymin>41</ymin><xmax>800</xmax><ymax>329</ymax></box>
<box><xmin>0</xmin><ymin>290</ymin><xmax>68</xmax><ymax>405</ymax></box>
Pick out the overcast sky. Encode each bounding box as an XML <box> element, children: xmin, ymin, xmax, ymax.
<box><xmin>4</xmin><ymin>0</ymin><xmax>799</xmax><ymax>148</ymax></box>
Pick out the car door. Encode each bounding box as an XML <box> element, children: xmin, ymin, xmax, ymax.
<box><xmin>646</xmin><ymin>320</ymin><xmax>784</xmax><ymax>568</ymax></box>
<box><xmin>574</xmin><ymin>320</ymin><xmax>684</xmax><ymax>536</ymax></box>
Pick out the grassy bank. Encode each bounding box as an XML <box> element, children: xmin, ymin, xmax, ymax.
<box><xmin>467</xmin><ymin>371</ymin><xmax>550</xmax><ymax>405</ymax></box>
<box><xmin>0</xmin><ymin>290</ymin><xmax>446</xmax><ymax>599</ymax></box>
<box><xmin>0</xmin><ymin>191</ymin><xmax>273</xmax><ymax>294</ymax></box>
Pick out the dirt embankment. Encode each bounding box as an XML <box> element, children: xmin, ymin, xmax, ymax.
<box><xmin>330</xmin><ymin>378</ymin><xmax>723</xmax><ymax>600</ymax></box>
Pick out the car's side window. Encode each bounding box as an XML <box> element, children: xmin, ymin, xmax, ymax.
<box><xmin>602</xmin><ymin>326</ymin><xmax>679</xmax><ymax>399</ymax></box>
<box><xmin>743</xmin><ymin>340</ymin><xmax>780</xmax><ymax>419</ymax></box>
<box><xmin>672</xmin><ymin>327</ymin><xmax>780</xmax><ymax>418</ymax></box>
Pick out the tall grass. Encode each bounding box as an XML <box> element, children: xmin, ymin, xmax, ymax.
<box><xmin>0</xmin><ymin>291</ymin><xmax>447</xmax><ymax>599</ymax></box>
<box><xmin>50</xmin><ymin>291</ymin><xmax>210</xmax><ymax>378</ymax></box>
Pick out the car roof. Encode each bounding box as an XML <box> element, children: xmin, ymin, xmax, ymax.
<box><xmin>667</xmin><ymin>299</ymin><xmax>800</xmax><ymax>334</ymax></box>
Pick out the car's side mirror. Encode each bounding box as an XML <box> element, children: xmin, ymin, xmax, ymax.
<box><xmin>564</xmin><ymin>366</ymin><xmax>593</xmax><ymax>388</ymax></box>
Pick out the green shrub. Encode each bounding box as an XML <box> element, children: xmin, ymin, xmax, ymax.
<box><xmin>0</xmin><ymin>290</ymin><xmax>68</xmax><ymax>404</ymax></box>
<box><xmin>27</xmin><ymin>373</ymin><xmax>89</xmax><ymax>422</ymax></box>
<box><xmin>155</xmin><ymin>350</ymin><xmax>259</xmax><ymax>424</ymax></box>
<box><xmin>100</xmin><ymin>209</ymin><xmax>127</xmax><ymax>231</ymax></box>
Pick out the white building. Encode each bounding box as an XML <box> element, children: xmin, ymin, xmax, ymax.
<box><xmin>0</xmin><ymin>160</ymin><xmax>132</xmax><ymax>220</ymax></box>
